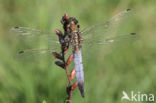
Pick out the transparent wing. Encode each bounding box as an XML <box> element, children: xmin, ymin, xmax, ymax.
<box><xmin>15</xmin><ymin>48</ymin><xmax>60</xmax><ymax>61</ymax></box>
<box><xmin>82</xmin><ymin>9</ymin><xmax>135</xmax><ymax>43</ymax></box>
<box><xmin>9</xmin><ymin>27</ymin><xmax>61</xmax><ymax>60</ymax></box>
<box><xmin>81</xmin><ymin>9</ymin><xmax>137</xmax><ymax>59</ymax></box>
<box><xmin>82</xmin><ymin>33</ymin><xmax>138</xmax><ymax>59</ymax></box>
<box><xmin>9</xmin><ymin>27</ymin><xmax>59</xmax><ymax>48</ymax></box>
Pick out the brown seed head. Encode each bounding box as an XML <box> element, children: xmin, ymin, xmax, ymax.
<box><xmin>70</xmin><ymin>68</ymin><xmax>76</xmax><ymax>80</ymax></box>
<box><xmin>66</xmin><ymin>54</ymin><xmax>73</xmax><ymax>66</ymax></box>
<box><xmin>71</xmin><ymin>82</ymin><xmax>78</xmax><ymax>91</ymax></box>
<box><xmin>64</xmin><ymin>13</ymin><xmax>69</xmax><ymax>20</ymax></box>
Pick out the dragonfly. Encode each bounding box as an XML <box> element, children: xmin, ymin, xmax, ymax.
<box><xmin>10</xmin><ymin>9</ymin><xmax>137</xmax><ymax>98</ymax></box>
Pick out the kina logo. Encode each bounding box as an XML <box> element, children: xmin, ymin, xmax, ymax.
<box><xmin>121</xmin><ymin>91</ymin><xmax>154</xmax><ymax>102</ymax></box>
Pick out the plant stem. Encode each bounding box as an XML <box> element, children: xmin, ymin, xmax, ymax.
<box><xmin>64</xmin><ymin>65</ymin><xmax>72</xmax><ymax>85</ymax></box>
<box><xmin>69</xmin><ymin>91</ymin><xmax>72</xmax><ymax>103</ymax></box>
<box><xmin>62</xmin><ymin>51</ymin><xmax>72</xmax><ymax>103</ymax></box>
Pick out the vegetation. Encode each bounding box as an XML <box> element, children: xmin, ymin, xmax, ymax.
<box><xmin>0</xmin><ymin>0</ymin><xmax>156</xmax><ymax>103</ymax></box>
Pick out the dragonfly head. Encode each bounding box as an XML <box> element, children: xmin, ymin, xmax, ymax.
<box><xmin>61</xmin><ymin>14</ymin><xmax>80</xmax><ymax>33</ymax></box>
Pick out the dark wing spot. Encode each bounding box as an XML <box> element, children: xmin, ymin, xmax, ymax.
<box><xmin>130</xmin><ymin>33</ymin><xmax>136</xmax><ymax>35</ymax></box>
<box><xmin>127</xmin><ymin>9</ymin><xmax>131</xmax><ymax>11</ymax></box>
<box><xmin>14</xmin><ymin>26</ymin><xmax>19</xmax><ymax>29</ymax></box>
<box><xmin>19</xmin><ymin>50</ymin><xmax>24</xmax><ymax>54</ymax></box>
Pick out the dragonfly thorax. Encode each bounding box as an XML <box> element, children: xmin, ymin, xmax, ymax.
<box><xmin>60</xmin><ymin>14</ymin><xmax>82</xmax><ymax>51</ymax></box>
<box><xmin>63</xmin><ymin>19</ymin><xmax>79</xmax><ymax>33</ymax></box>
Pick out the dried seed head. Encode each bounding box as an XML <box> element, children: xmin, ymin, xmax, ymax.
<box><xmin>61</xmin><ymin>13</ymin><xmax>69</xmax><ymax>24</ymax></box>
<box><xmin>55</xmin><ymin>61</ymin><xmax>65</xmax><ymax>69</ymax></box>
<box><xmin>66</xmin><ymin>54</ymin><xmax>73</xmax><ymax>66</ymax></box>
<box><xmin>52</xmin><ymin>52</ymin><xmax>63</xmax><ymax>60</ymax></box>
<box><xmin>64</xmin><ymin>13</ymin><xmax>69</xmax><ymax>20</ymax></box>
<box><xmin>70</xmin><ymin>68</ymin><xmax>76</xmax><ymax>80</ymax></box>
<box><xmin>71</xmin><ymin>82</ymin><xmax>78</xmax><ymax>91</ymax></box>
<box><xmin>64</xmin><ymin>47</ymin><xmax>68</xmax><ymax>54</ymax></box>
<box><xmin>55</xmin><ymin>29</ymin><xmax>63</xmax><ymax>36</ymax></box>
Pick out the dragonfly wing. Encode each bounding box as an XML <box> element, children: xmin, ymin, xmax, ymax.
<box><xmin>9</xmin><ymin>27</ymin><xmax>59</xmax><ymax>48</ymax></box>
<box><xmin>82</xmin><ymin>9</ymin><xmax>135</xmax><ymax>43</ymax></box>
<box><xmin>15</xmin><ymin>48</ymin><xmax>60</xmax><ymax>61</ymax></box>
<box><xmin>82</xmin><ymin>33</ymin><xmax>138</xmax><ymax>60</ymax></box>
<box><xmin>81</xmin><ymin>9</ymin><xmax>137</xmax><ymax>59</ymax></box>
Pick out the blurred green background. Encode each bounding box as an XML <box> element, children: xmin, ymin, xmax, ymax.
<box><xmin>0</xmin><ymin>0</ymin><xmax>156</xmax><ymax>103</ymax></box>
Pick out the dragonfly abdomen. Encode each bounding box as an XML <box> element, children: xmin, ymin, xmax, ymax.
<box><xmin>73</xmin><ymin>50</ymin><xmax>85</xmax><ymax>98</ymax></box>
